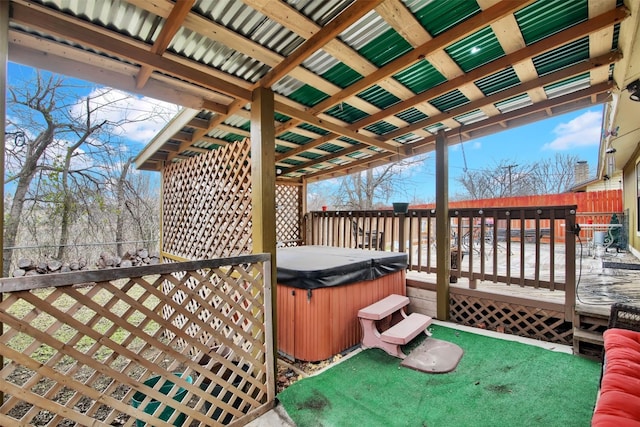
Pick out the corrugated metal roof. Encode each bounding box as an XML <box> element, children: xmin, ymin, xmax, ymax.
<box><xmin>533</xmin><ymin>37</ymin><xmax>590</xmax><ymax>76</ymax></box>
<box><xmin>14</xmin><ymin>0</ymin><xmax>626</xmax><ymax>180</ymax></box>
<box><xmin>445</xmin><ymin>26</ymin><xmax>505</xmax><ymax>73</ymax></box>
<box><xmin>324</xmin><ymin>102</ymin><xmax>368</xmax><ymax>124</ymax></box>
<box><xmin>515</xmin><ymin>0</ymin><xmax>588</xmax><ymax>45</ymax></box>
<box><xmin>357</xmin><ymin>29</ymin><xmax>413</xmax><ymax>68</ymax></box>
<box><xmin>405</xmin><ymin>0</ymin><xmax>481</xmax><ymax>37</ymax></box>
<box><xmin>475</xmin><ymin>67</ymin><xmax>521</xmax><ymax>96</ymax></box>
<box><xmin>396</xmin><ymin>108</ymin><xmax>428</xmax><ymax>123</ymax></box>
<box><xmin>364</xmin><ymin>121</ymin><xmax>398</xmax><ymax>136</ymax></box>
<box><xmin>357</xmin><ymin>85</ymin><xmax>401</xmax><ymax>110</ymax></box>
<box><xmin>495</xmin><ymin>94</ymin><xmax>533</xmax><ymax>114</ymax></box>
<box><xmin>393</xmin><ymin>60</ymin><xmax>447</xmax><ymax>95</ymax></box>
<box><xmin>430</xmin><ymin>90</ymin><xmax>469</xmax><ymax>112</ymax></box>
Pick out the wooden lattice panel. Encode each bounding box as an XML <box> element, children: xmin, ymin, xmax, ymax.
<box><xmin>450</xmin><ymin>293</ymin><xmax>573</xmax><ymax>345</ymax></box>
<box><xmin>162</xmin><ymin>140</ymin><xmax>253</xmax><ymax>260</ymax></box>
<box><xmin>276</xmin><ymin>182</ymin><xmax>302</xmax><ymax>247</ymax></box>
<box><xmin>0</xmin><ymin>256</ymin><xmax>273</xmax><ymax>426</ymax></box>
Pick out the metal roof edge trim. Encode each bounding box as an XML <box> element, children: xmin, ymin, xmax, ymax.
<box><xmin>134</xmin><ymin>107</ymin><xmax>200</xmax><ymax>170</ymax></box>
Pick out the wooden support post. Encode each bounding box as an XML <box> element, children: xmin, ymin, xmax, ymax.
<box><xmin>250</xmin><ymin>86</ymin><xmax>277</xmax><ymax>399</ymax></box>
<box><xmin>0</xmin><ymin>0</ymin><xmax>7</xmax><ymax>405</ymax></box>
<box><xmin>435</xmin><ymin>130</ymin><xmax>450</xmax><ymax>321</ymax></box>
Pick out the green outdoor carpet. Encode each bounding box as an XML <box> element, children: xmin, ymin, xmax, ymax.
<box><xmin>278</xmin><ymin>325</ymin><xmax>601</xmax><ymax>427</ymax></box>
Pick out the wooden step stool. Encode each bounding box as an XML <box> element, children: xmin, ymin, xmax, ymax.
<box><xmin>358</xmin><ymin>294</ymin><xmax>432</xmax><ymax>359</ymax></box>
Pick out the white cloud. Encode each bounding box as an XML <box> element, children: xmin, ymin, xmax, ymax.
<box><xmin>70</xmin><ymin>88</ymin><xmax>180</xmax><ymax>144</ymax></box>
<box><xmin>542</xmin><ymin>110</ymin><xmax>602</xmax><ymax>151</ymax></box>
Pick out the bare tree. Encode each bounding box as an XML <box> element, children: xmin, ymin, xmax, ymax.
<box><xmin>4</xmin><ymin>71</ymin><xmax>170</xmax><ymax>275</ymax></box>
<box><xmin>529</xmin><ymin>153</ymin><xmax>581</xmax><ymax>194</ymax></box>
<box><xmin>4</xmin><ymin>72</ymin><xmax>67</xmax><ymax>276</ymax></box>
<box><xmin>455</xmin><ymin>154</ymin><xmax>581</xmax><ymax>200</ymax></box>
<box><xmin>331</xmin><ymin>156</ymin><xmax>429</xmax><ymax>210</ymax></box>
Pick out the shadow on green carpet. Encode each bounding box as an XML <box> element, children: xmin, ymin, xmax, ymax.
<box><xmin>278</xmin><ymin>325</ymin><xmax>601</xmax><ymax>427</ymax></box>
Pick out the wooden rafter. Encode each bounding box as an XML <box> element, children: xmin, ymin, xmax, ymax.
<box><xmin>301</xmin><ymin>82</ymin><xmax>611</xmax><ymax>181</ymax></box>
<box><xmin>271</xmin><ymin>7</ymin><xmax>625</xmax><ymax>168</ymax></box>
<box><xmin>10</xmin><ymin>1</ymin><xmax>251</xmax><ymax>101</ymax></box>
<box><xmin>135</xmin><ymin>0</ymin><xmax>195</xmax><ymax>89</ymax></box>
<box><xmin>258</xmin><ymin>0</ymin><xmax>384</xmax><ymax>88</ymax></box>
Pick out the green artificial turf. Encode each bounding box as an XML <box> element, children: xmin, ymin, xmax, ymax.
<box><xmin>278</xmin><ymin>325</ymin><xmax>601</xmax><ymax>427</ymax></box>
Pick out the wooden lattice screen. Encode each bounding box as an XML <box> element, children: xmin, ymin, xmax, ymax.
<box><xmin>276</xmin><ymin>182</ymin><xmax>303</xmax><ymax>247</ymax></box>
<box><xmin>449</xmin><ymin>291</ymin><xmax>572</xmax><ymax>345</ymax></box>
<box><xmin>0</xmin><ymin>256</ymin><xmax>274</xmax><ymax>426</ymax></box>
<box><xmin>162</xmin><ymin>140</ymin><xmax>253</xmax><ymax>260</ymax></box>
<box><xmin>162</xmin><ymin>139</ymin><xmax>303</xmax><ymax>259</ymax></box>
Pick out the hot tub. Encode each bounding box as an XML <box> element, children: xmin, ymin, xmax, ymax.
<box><xmin>276</xmin><ymin>245</ymin><xmax>408</xmax><ymax>362</ymax></box>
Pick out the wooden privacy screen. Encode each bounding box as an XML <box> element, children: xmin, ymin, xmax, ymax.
<box><xmin>0</xmin><ymin>255</ymin><xmax>274</xmax><ymax>426</ymax></box>
<box><xmin>163</xmin><ymin>140</ymin><xmax>253</xmax><ymax>260</ymax></box>
<box><xmin>162</xmin><ymin>138</ymin><xmax>304</xmax><ymax>260</ymax></box>
<box><xmin>276</xmin><ymin>182</ymin><xmax>304</xmax><ymax>247</ymax></box>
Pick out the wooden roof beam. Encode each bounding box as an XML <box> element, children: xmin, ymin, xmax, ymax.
<box><xmin>346</xmin><ymin>6</ymin><xmax>628</xmax><ymax>134</ymax></box>
<box><xmin>11</xmin><ymin>1</ymin><xmax>251</xmax><ymax>101</ymax></box>
<box><xmin>304</xmin><ymin>83</ymin><xmax>611</xmax><ymax>181</ymax></box>
<box><xmin>274</xmin><ymin>101</ymin><xmax>402</xmax><ymax>154</ymax></box>
<box><xmin>258</xmin><ymin>0</ymin><xmax>383</xmax><ymax>88</ymax></box>
<box><xmin>303</xmin><ymin>1</ymin><xmax>534</xmax><ymax>118</ymax></box>
<box><xmin>136</xmin><ymin>0</ymin><xmax>194</xmax><ymax>89</ymax></box>
<box><xmin>383</xmin><ymin>52</ymin><xmax>620</xmax><ymax>141</ymax></box>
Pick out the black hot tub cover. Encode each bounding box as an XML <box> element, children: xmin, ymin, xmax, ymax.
<box><xmin>276</xmin><ymin>246</ymin><xmax>408</xmax><ymax>290</ymax></box>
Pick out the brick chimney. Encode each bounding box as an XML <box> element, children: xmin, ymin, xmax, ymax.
<box><xmin>574</xmin><ymin>161</ymin><xmax>589</xmax><ymax>185</ymax></box>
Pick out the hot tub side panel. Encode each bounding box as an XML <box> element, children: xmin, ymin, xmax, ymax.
<box><xmin>277</xmin><ymin>269</ymin><xmax>406</xmax><ymax>362</ymax></box>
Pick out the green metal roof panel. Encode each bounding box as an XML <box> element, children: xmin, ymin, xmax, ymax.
<box><xmin>322</xmin><ymin>62</ymin><xmax>363</xmax><ymax>89</ymax></box>
<box><xmin>515</xmin><ymin>0</ymin><xmax>588</xmax><ymax>45</ymax></box>
<box><xmin>543</xmin><ymin>72</ymin><xmax>590</xmax><ymax>95</ymax></box>
<box><xmin>281</xmin><ymin>158</ymin><xmax>304</xmax><ymax>166</ymax></box>
<box><xmin>297</xmin><ymin>123</ymin><xmax>330</xmax><ymax>136</ymax></box>
<box><xmin>324</xmin><ymin>102</ymin><xmax>368</xmax><ymax>124</ymax></box>
<box><xmin>278</xmin><ymin>131</ymin><xmax>313</xmax><ymax>145</ymax></box>
<box><xmin>297</xmin><ymin>151</ymin><xmax>322</xmax><ymax>160</ymax></box>
<box><xmin>425</xmin><ymin>123</ymin><xmax>446</xmax><ymax>133</ymax></box>
<box><xmin>288</xmin><ymin>84</ymin><xmax>329</xmax><ymax>107</ymax></box>
<box><xmin>612</xmin><ymin>23</ymin><xmax>620</xmax><ymax>50</ymax></box>
<box><xmin>221</xmin><ymin>133</ymin><xmax>246</xmax><ymax>143</ymax></box>
<box><xmin>317</xmin><ymin>142</ymin><xmax>347</xmax><ymax>153</ymax></box>
<box><xmin>364</xmin><ymin>121</ymin><xmax>398</xmax><ymax>135</ymax></box>
<box><xmin>430</xmin><ymin>89</ymin><xmax>469</xmax><ymax>112</ymax></box>
<box><xmin>357</xmin><ymin>85</ymin><xmax>401</xmax><ymax>110</ymax></box>
<box><xmin>394</xmin><ymin>133</ymin><xmax>423</xmax><ymax>144</ymax></box>
<box><xmin>405</xmin><ymin>0</ymin><xmax>481</xmax><ymax>37</ymax></box>
<box><xmin>445</xmin><ymin>26</ymin><xmax>505</xmax><ymax>73</ymax></box>
<box><xmin>358</xmin><ymin>28</ymin><xmax>413</xmax><ymax>67</ymax></box>
<box><xmin>337</xmin><ymin>136</ymin><xmax>360</xmax><ymax>145</ymax></box>
<box><xmin>532</xmin><ymin>37</ymin><xmax>589</xmax><ymax>76</ymax></box>
<box><xmin>393</xmin><ymin>59</ymin><xmax>447</xmax><ymax>94</ymax></box>
<box><xmin>274</xmin><ymin>112</ymin><xmax>290</xmax><ymax>122</ymax></box>
<box><xmin>494</xmin><ymin>94</ymin><xmax>531</xmax><ymax>113</ymax></box>
<box><xmin>396</xmin><ymin>107</ymin><xmax>428</xmax><ymax>124</ymax></box>
<box><xmin>475</xmin><ymin>67</ymin><xmax>521</xmax><ymax>96</ymax></box>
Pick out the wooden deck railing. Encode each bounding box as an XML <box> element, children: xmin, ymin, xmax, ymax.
<box><xmin>307</xmin><ymin>206</ymin><xmax>578</xmax><ymax>316</ymax></box>
<box><xmin>0</xmin><ymin>255</ymin><xmax>274</xmax><ymax>426</ymax></box>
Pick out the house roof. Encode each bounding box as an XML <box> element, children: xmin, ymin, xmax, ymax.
<box><xmin>7</xmin><ymin>0</ymin><xmax>639</xmax><ymax>182</ymax></box>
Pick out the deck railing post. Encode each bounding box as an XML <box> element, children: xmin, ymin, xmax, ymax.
<box><xmin>565</xmin><ymin>207</ymin><xmax>577</xmax><ymax>320</ymax></box>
